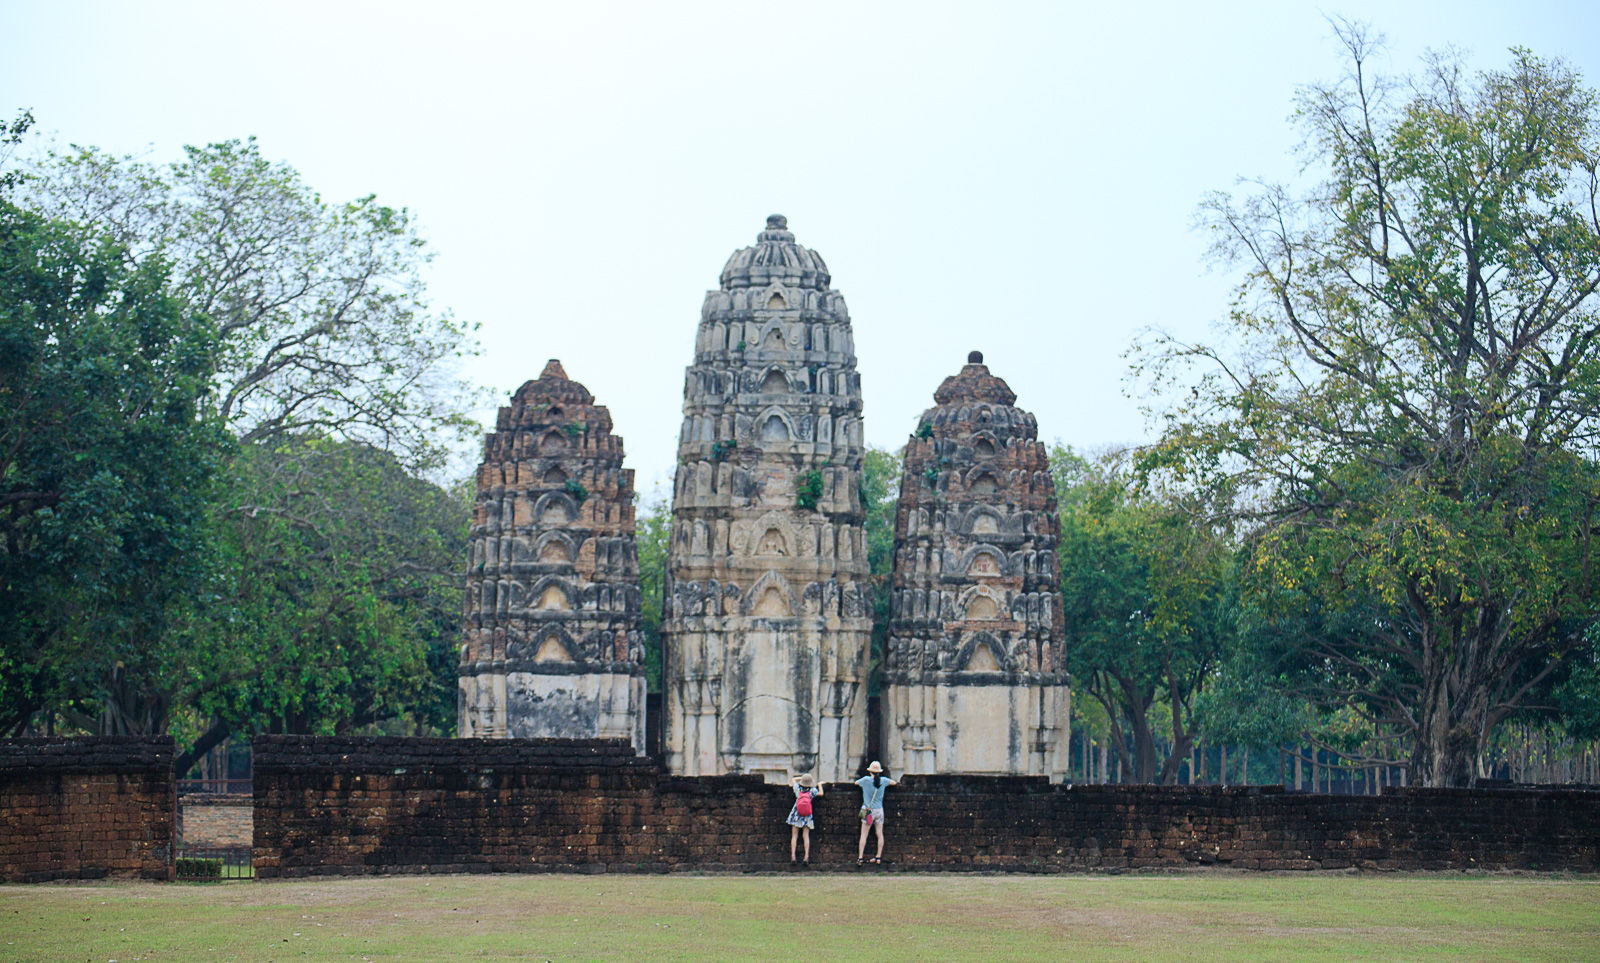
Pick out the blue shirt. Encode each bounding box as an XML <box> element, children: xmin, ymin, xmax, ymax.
<box><xmin>856</xmin><ymin>775</ymin><xmax>893</xmax><ymax>810</ymax></box>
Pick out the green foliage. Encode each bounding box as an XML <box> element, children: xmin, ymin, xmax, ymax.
<box><xmin>179</xmin><ymin>437</ymin><xmax>467</xmax><ymax>762</ymax></box>
<box><xmin>796</xmin><ymin>469</ymin><xmax>825</xmax><ymax>512</ymax></box>
<box><xmin>922</xmin><ymin>465</ymin><xmax>940</xmax><ymax>488</ymax></box>
<box><xmin>0</xmin><ymin>110</ymin><xmax>34</xmax><ymax>195</ymax></box>
<box><xmin>1553</xmin><ymin>635</ymin><xmax>1600</xmax><ymax>743</ymax></box>
<box><xmin>1145</xmin><ymin>26</ymin><xmax>1600</xmax><ymax>786</ymax></box>
<box><xmin>915</xmin><ymin>422</ymin><xmax>933</xmax><ymax>440</ymax></box>
<box><xmin>634</xmin><ymin>497</ymin><xmax>671</xmax><ymax>693</ymax></box>
<box><xmin>175</xmin><ymin>856</ymin><xmax>224</xmax><ymax>879</ymax></box>
<box><xmin>1053</xmin><ymin>445</ymin><xmax>1239</xmax><ymax>783</ymax></box>
<box><xmin>0</xmin><ymin>199</ymin><xmax>225</xmax><ymax>735</ymax></box>
<box><xmin>561</xmin><ymin>423</ymin><xmax>584</xmax><ymax>439</ymax></box>
<box><xmin>734</xmin><ymin>340</ymin><xmax>746</xmax><ymax>351</ymax></box>
<box><xmin>860</xmin><ymin>446</ymin><xmax>901</xmax><ymax>696</ymax></box>
<box><xmin>563</xmin><ymin>478</ymin><xmax>589</xmax><ymax>504</ymax></box>
<box><xmin>7</xmin><ymin>138</ymin><xmax>480</xmax><ymax>765</ymax></box>
<box><xmin>711</xmin><ymin>439</ymin><xmax>737</xmax><ymax>462</ymax></box>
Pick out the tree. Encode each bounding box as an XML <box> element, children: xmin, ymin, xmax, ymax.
<box><xmin>23</xmin><ymin>138</ymin><xmax>477</xmax><ymax>469</ymax></box>
<box><xmin>1145</xmin><ymin>24</ymin><xmax>1600</xmax><ymax>785</ymax></box>
<box><xmin>0</xmin><ymin>198</ymin><xmax>224</xmax><ymax>735</ymax></box>
<box><xmin>1053</xmin><ymin>446</ymin><xmax>1239</xmax><ymax>783</ymax></box>
<box><xmin>5</xmin><ymin>137</ymin><xmax>480</xmax><ymax>767</ymax></box>
<box><xmin>636</xmin><ymin>495</ymin><xmax>671</xmax><ymax>692</ymax></box>
<box><xmin>860</xmin><ymin>445</ymin><xmax>901</xmax><ymax>694</ymax></box>
<box><xmin>174</xmin><ymin>436</ymin><xmax>468</xmax><ymax>772</ymax></box>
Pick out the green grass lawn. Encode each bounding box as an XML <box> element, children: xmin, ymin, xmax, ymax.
<box><xmin>2</xmin><ymin>873</ymin><xmax>1597</xmax><ymax>961</ymax></box>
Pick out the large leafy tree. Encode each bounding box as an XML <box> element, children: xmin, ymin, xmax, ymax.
<box><xmin>7</xmin><ymin>137</ymin><xmax>479</xmax><ymax>764</ymax></box>
<box><xmin>1053</xmin><ymin>446</ymin><xmax>1238</xmax><ymax>783</ymax></box>
<box><xmin>0</xmin><ymin>196</ymin><xmax>224</xmax><ymax>735</ymax></box>
<box><xmin>174</xmin><ymin>437</ymin><xmax>467</xmax><ymax>772</ymax></box>
<box><xmin>1146</xmin><ymin>26</ymin><xmax>1600</xmax><ymax>786</ymax></box>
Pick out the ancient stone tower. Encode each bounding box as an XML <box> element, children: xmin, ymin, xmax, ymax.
<box><xmin>663</xmin><ymin>215</ymin><xmax>872</xmax><ymax>783</ymax></box>
<box><xmin>884</xmin><ymin>352</ymin><xmax>1070</xmax><ymax>778</ymax></box>
<box><xmin>459</xmin><ymin>359</ymin><xmax>645</xmax><ymax>750</ymax></box>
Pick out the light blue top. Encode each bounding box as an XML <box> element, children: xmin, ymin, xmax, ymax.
<box><xmin>856</xmin><ymin>774</ymin><xmax>894</xmax><ymax>810</ymax></box>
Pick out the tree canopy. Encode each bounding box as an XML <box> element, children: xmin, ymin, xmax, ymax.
<box><xmin>23</xmin><ymin>137</ymin><xmax>478</xmax><ymax>469</ymax></box>
<box><xmin>0</xmin><ymin>196</ymin><xmax>224</xmax><ymax>735</ymax></box>
<box><xmin>1144</xmin><ymin>24</ymin><xmax>1600</xmax><ymax>785</ymax></box>
<box><xmin>1054</xmin><ymin>446</ymin><xmax>1238</xmax><ymax>783</ymax></box>
<box><xmin>3</xmin><ymin>135</ymin><xmax>477</xmax><ymax>769</ymax></box>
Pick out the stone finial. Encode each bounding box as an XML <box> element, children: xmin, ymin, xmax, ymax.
<box><xmin>766</xmin><ymin>214</ymin><xmax>788</xmax><ymax>230</ymax></box>
<box><xmin>933</xmin><ymin>357</ymin><xmax>1017</xmax><ymax>406</ymax></box>
<box><xmin>540</xmin><ymin>359</ymin><xmax>568</xmax><ymax>380</ymax></box>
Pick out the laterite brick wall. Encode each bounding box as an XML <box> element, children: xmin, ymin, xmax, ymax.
<box><xmin>253</xmin><ymin>737</ymin><xmax>1600</xmax><ymax>876</ymax></box>
<box><xmin>0</xmin><ymin>737</ymin><xmax>175</xmax><ymax>882</ymax></box>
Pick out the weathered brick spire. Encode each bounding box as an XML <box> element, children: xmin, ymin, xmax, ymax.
<box><xmin>885</xmin><ymin>352</ymin><xmax>1070</xmax><ymax>777</ymax></box>
<box><xmin>459</xmin><ymin>360</ymin><xmax>644</xmax><ymax>749</ymax></box>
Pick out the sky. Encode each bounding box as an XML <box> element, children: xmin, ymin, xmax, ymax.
<box><xmin>5</xmin><ymin>0</ymin><xmax>1599</xmax><ymax>499</ymax></box>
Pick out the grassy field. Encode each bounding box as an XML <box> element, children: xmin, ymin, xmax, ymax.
<box><xmin>2</xmin><ymin>873</ymin><xmax>1597</xmax><ymax>962</ymax></box>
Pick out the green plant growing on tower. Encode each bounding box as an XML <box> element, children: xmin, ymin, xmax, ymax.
<box><xmin>711</xmin><ymin>439</ymin><xmax>737</xmax><ymax>462</ymax></box>
<box><xmin>796</xmin><ymin>469</ymin><xmax>825</xmax><ymax>512</ymax></box>
<box><xmin>561</xmin><ymin>423</ymin><xmax>584</xmax><ymax>438</ymax></box>
<box><xmin>564</xmin><ymin>479</ymin><xmax>589</xmax><ymax>504</ymax></box>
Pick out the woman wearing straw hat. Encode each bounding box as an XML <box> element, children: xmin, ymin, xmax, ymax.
<box><xmin>855</xmin><ymin>761</ymin><xmax>897</xmax><ymax>865</ymax></box>
<box><xmin>787</xmin><ymin>773</ymin><xmax>823</xmax><ymax>867</ymax></box>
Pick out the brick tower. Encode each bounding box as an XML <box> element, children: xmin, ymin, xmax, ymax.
<box><xmin>885</xmin><ymin>352</ymin><xmax>1071</xmax><ymax>778</ymax></box>
<box><xmin>459</xmin><ymin>360</ymin><xmax>645</xmax><ymax>749</ymax></box>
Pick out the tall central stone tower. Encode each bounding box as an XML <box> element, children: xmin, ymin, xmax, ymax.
<box><xmin>663</xmin><ymin>215</ymin><xmax>872</xmax><ymax>783</ymax></box>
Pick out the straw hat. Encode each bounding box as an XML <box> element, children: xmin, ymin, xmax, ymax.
<box><xmin>798</xmin><ymin>773</ymin><xmax>816</xmax><ymax>788</ymax></box>
<box><xmin>867</xmin><ymin>761</ymin><xmax>883</xmax><ymax>774</ymax></box>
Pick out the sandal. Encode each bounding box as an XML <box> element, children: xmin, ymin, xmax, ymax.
<box><xmin>869</xmin><ymin>857</ymin><xmax>881</xmax><ymax>864</ymax></box>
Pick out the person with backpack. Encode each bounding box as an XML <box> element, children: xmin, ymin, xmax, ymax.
<box><xmin>855</xmin><ymin>761</ymin><xmax>897</xmax><ymax>865</ymax></box>
<box><xmin>787</xmin><ymin>773</ymin><xmax>823</xmax><ymax>867</ymax></box>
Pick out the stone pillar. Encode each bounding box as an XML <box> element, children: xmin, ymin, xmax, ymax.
<box><xmin>458</xmin><ymin>360</ymin><xmax>646</xmax><ymax>751</ymax></box>
<box><xmin>664</xmin><ymin>215</ymin><xmax>871</xmax><ymax>783</ymax></box>
<box><xmin>885</xmin><ymin>352</ymin><xmax>1072</xmax><ymax>779</ymax></box>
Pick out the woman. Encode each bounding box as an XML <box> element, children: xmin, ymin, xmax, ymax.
<box><xmin>855</xmin><ymin>761</ymin><xmax>897</xmax><ymax>865</ymax></box>
<box><xmin>787</xmin><ymin>773</ymin><xmax>823</xmax><ymax>866</ymax></box>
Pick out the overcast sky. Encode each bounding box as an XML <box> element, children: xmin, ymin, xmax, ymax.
<box><xmin>6</xmin><ymin>1</ymin><xmax>1598</xmax><ymax>499</ymax></box>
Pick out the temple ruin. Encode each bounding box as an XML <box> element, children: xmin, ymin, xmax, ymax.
<box><xmin>458</xmin><ymin>360</ymin><xmax>646</xmax><ymax>750</ymax></box>
<box><xmin>884</xmin><ymin>352</ymin><xmax>1071</xmax><ymax>778</ymax></box>
<box><xmin>662</xmin><ymin>215</ymin><xmax>872</xmax><ymax>783</ymax></box>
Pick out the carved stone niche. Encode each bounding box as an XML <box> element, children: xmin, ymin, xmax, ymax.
<box><xmin>458</xmin><ymin>359</ymin><xmax>645</xmax><ymax>751</ymax></box>
<box><xmin>885</xmin><ymin>351</ymin><xmax>1072</xmax><ymax>780</ymax></box>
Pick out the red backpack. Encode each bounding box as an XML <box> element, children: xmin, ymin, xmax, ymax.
<box><xmin>796</xmin><ymin>789</ymin><xmax>813</xmax><ymax>817</ymax></box>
